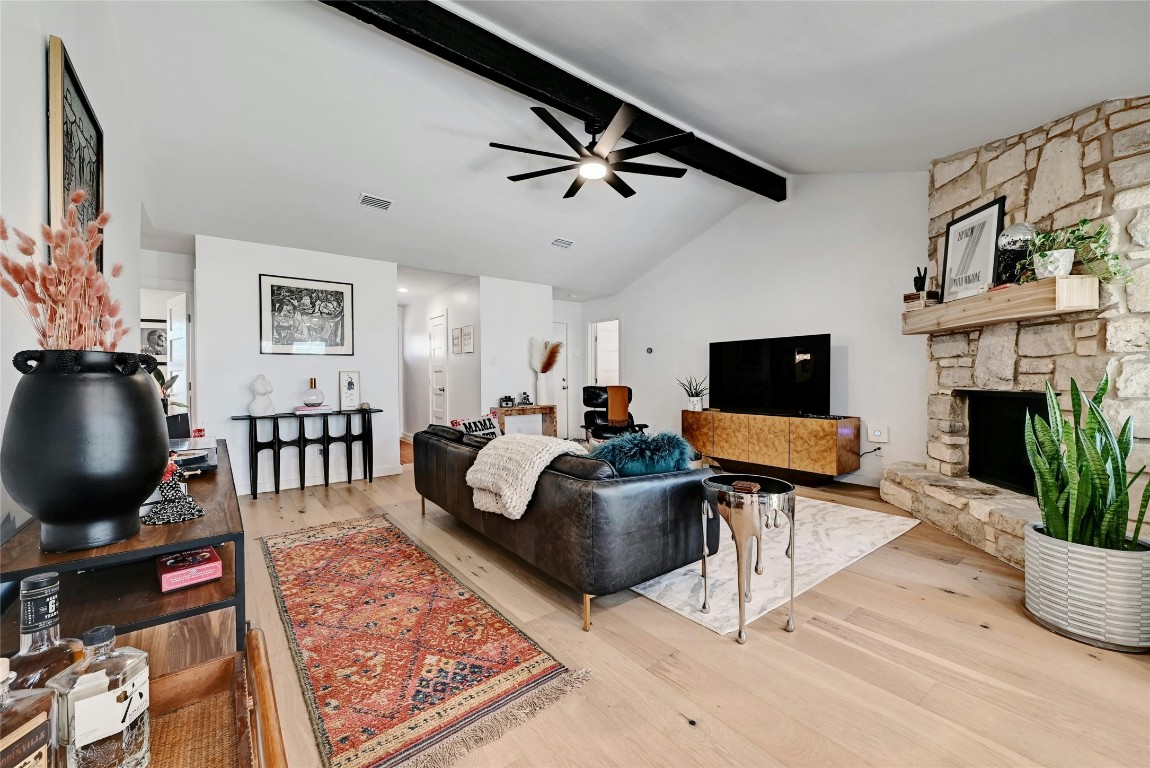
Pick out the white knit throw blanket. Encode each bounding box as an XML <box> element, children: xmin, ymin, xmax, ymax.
<box><xmin>465</xmin><ymin>434</ymin><xmax>587</xmax><ymax>519</ymax></box>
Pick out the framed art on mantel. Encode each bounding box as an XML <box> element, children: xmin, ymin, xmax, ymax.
<box><xmin>941</xmin><ymin>196</ymin><xmax>1005</xmax><ymax>302</ymax></box>
<box><xmin>260</xmin><ymin>274</ymin><xmax>354</xmax><ymax>355</ymax></box>
<box><xmin>48</xmin><ymin>36</ymin><xmax>104</xmax><ymax>271</ymax></box>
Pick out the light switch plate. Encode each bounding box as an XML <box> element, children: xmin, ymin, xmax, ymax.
<box><xmin>868</xmin><ymin>423</ymin><xmax>889</xmax><ymax>443</ymax></box>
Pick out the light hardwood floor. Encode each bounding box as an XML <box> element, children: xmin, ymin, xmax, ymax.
<box><xmin>241</xmin><ymin>470</ymin><xmax>1150</xmax><ymax>768</ymax></box>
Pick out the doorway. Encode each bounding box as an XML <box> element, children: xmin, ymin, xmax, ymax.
<box><xmin>590</xmin><ymin>319</ymin><xmax>620</xmax><ymax>386</ymax></box>
<box><xmin>140</xmin><ymin>288</ymin><xmax>193</xmax><ymax>423</ymax></box>
<box><xmin>429</xmin><ymin>313</ymin><xmax>448</xmax><ymax>425</ymax></box>
<box><xmin>551</xmin><ymin>321</ymin><xmax>569</xmax><ymax>438</ymax></box>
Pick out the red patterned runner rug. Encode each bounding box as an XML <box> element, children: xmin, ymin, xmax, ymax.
<box><xmin>261</xmin><ymin>516</ymin><xmax>587</xmax><ymax>768</ymax></box>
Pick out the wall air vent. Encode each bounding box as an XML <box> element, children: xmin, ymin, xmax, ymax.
<box><xmin>359</xmin><ymin>193</ymin><xmax>393</xmax><ymax>211</ymax></box>
<box><xmin>550</xmin><ymin>238</ymin><xmax>573</xmax><ymax>249</ymax></box>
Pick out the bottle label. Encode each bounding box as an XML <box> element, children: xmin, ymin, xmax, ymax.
<box><xmin>72</xmin><ymin>667</ymin><xmax>150</xmax><ymax>748</ymax></box>
<box><xmin>0</xmin><ymin>712</ymin><xmax>51</xmax><ymax>768</ymax></box>
<box><xmin>19</xmin><ymin>580</ymin><xmax>60</xmax><ymax>633</ymax></box>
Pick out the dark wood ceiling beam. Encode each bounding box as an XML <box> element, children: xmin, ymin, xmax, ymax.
<box><xmin>321</xmin><ymin>0</ymin><xmax>787</xmax><ymax>201</ymax></box>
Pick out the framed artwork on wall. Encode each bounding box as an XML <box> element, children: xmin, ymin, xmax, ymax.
<box><xmin>451</xmin><ymin>327</ymin><xmax>462</xmax><ymax>355</ymax></box>
<box><xmin>339</xmin><ymin>370</ymin><xmax>361</xmax><ymax>409</ymax></box>
<box><xmin>461</xmin><ymin>325</ymin><xmax>474</xmax><ymax>353</ymax></box>
<box><xmin>941</xmin><ymin>196</ymin><xmax>1005</xmax><ymax>302</ymax></box>
<box><xmin>140</xmin><ymin>319</ymin><xmax>168</xmax><ymax>363</ymax></box>
<box><xmin>259</xmin><ymin>274</ymin><xmax>354</xmax><ymax>355</ymax></box>
<box><xmin>48</xmin><ymin>36</ymin><xmax>104</xmax><ymax>271</ymax></box>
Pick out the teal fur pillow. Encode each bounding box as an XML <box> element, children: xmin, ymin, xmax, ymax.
<box><xmin>588</xmin><ymin>432</ymin><xmax>693</xmax><ymax>477</ymax></box>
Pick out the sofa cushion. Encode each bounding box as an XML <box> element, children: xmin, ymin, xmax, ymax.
<box><xmin>589</xmin><ymin>432</ymin><xmax>693</xmax><ymax>477</ymax></box>
<box><xmin>547</xmin><ymin>454</ymin><xmax>617</xmax><ymax>481</ymax></box>
<box><xmin>424</xmin><ymin>425</ymin><xmax>465</xmax><ymax>442</ymax></box>
<box><xmin>461</xmin><ymin>434</ymin><xmax>493</xmax><ymax>450</ymax></box>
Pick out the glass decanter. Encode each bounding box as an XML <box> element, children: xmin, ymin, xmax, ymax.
<box><xmin>47</xmin><ymin>626</ymin><xmax>150</xmax><ymax>768</ymax></box>
<box><xmin>8</xmin><ymin>573</ymin><xmax>83</xmax><ymax>690</ymax></box>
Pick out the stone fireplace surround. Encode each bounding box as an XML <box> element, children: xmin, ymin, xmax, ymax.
<box><xmin>880</xmin><ymin>95</ymin><xmax>1150</xmax><ymax>569</ymax></box>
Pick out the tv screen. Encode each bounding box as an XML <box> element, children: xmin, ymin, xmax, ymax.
<box><xmin>709</xmin><ymin>334</ymin><xmax>831</xmax><ymax>416</ymax></box>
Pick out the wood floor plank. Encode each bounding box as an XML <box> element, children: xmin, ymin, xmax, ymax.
<box><xmin>240</xmin><ymin>470</ymin><xmax>1150</xmax><ymax>768</ymax></box>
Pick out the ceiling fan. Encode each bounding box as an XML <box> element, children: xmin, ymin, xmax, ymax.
<box><xmin>489</xmin><ymin>103</ymin><xmax>695</xmax><ymax>198</ymax></box>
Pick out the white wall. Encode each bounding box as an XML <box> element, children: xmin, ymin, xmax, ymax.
<box><xmin>401</xmin><ymin>277</ymin><xmax>481</xmax><ymax>436</ymax></box>
<box><xmin>479</xmin><ymin>277</ymin><xmax>553</xmax><ymax>411</ymax></box>
<box><xmin>140</xmin><ymin>248</ymin><xmax>194</xmax><ymax>291</ymax></box>
<box><xmin>140</xmin><ymin>289</ymin><xmax>183</xmax><ymax>320</ymax></box>
<box><xmin>582</xmin><ymin>173</ymin><xmax>929</xmax><ymax>485</ymax></box>
<box><xmin>1</xmin><ymin>2</ymin><xmax>146</xmax><ymax>540</ymax></box>
<box><xmin>552</xmin><ymin>299</ymin><xmax>585</xmax><ymax>437</ymax></box>
<box><xmin>195</xmin><ymin>236</ymin><xmax>400</xmax><ymax>495</ymax></box>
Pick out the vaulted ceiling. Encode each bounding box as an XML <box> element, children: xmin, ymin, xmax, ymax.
<box><xmin>110</xmin><ymin>0</ymin><xmax>1149</xmax><ymax>298</ymax></box>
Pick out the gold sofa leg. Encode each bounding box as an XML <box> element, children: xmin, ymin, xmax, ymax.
<box><xmin>421</xmin><ymin>496</ymin><xmax>426</xmax><ymax>516</ymax></box>
<box><xmin>582</xmin><ymin>593</ymin><xmax>592</xmax><ymax>632</ymax></box>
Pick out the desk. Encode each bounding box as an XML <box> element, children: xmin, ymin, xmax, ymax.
<box><xmin>231</xmin><ymin>409</ymin><xmax>380</xmax><ymax>499</ymax></box>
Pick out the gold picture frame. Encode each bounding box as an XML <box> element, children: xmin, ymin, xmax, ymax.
<box><xmin>48</xmin><ymin>35</ymin><xmax>104</xmax><ymax>269</ymax></box>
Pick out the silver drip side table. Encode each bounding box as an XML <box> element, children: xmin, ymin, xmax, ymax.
<box><xmin>701</xmin><ymin>473</ymin><xmax>797</xmax><ymax>643</ymax></box>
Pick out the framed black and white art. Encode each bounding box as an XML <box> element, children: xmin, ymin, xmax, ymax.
<box><xmin>259</xmin><ymin>274</ymin><xmax>354</xmax><ymax>355</ymax></box>
<box><xmin>339</xmin><ymin>370</ymin><xmax>361</xmax><ymax>409</ymax></box>
<box><xmin>941</xmin><ymin>196</ymin><xmax>1005</xmax><ymax>301</ymax></box>
<box><xmin>140</xmin><ymin>319</ymin><xmax>168</xmax><ymax>363</ymax></box>
<box><xmin>48</xmin><ymin>36</ymin><xmax>104</xmax><ymax>270</ymax></box>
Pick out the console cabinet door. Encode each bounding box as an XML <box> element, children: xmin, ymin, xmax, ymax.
<box><xmin>789</xmin><ymin>418</ymin><xmax>839</xmax><ymax>474</ymax></box>
<box><xmin>745</xmin><ymin>415</ymin><xmax>789</xmax><ymax>468</ymax></box>
<box><xmin>681</xmin><ymin>410</ymin><xmax>713</xmax><ymax>456</ymax></box>
<box><xmin>712</xmin><ymin>412</ymin><xmax>749</xmax><ymax>462</ymax></box>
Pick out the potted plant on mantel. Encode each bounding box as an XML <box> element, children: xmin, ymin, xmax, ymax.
<box><xmin>677</xmin><ymin>375</ymin><xmax>708</xmax><ymax>411</ymax></box>
<box><xmin>1024</xmin><ymin>374</ymin><xmax>1150</xmax><ymax>651</ymax></box>
<box><xmin>1023</xmin><ymin>219</ymin><xmax>1126</xmax><ymax>283</ymax></box>
<box><xmin>0</xmin><ymin>191</ymin><xmax>169</xmax><ymax>552</ymax></box>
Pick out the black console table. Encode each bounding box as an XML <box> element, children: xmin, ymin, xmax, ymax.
<box><xmin>231</xmin><ymin>409</ymin><xmax>381</xmax><ymax>499</ymax></box>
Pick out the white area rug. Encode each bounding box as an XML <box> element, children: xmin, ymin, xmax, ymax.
<box><xmin>631</xmin><ymin>498</ymin><xmax>919</xmax><ymax>636</ymax></box>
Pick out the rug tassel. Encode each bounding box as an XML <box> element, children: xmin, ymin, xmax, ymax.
<box><xmin>401</xmin><ymin>669</ymin><xmax>591</xmax><ymax>768</ymax></box>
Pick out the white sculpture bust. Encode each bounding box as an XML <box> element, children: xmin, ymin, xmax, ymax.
<box><xmin>249</xmin><ymin>375</ymin><xmax>276</xmax><ymax>417</ymax></box>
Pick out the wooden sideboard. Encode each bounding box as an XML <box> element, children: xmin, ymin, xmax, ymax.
<box><xmin>683</xmin><ymin>410</ymin><xmax>861</xmax><ymax>476</ymax></box>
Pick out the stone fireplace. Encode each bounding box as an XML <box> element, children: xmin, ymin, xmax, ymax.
<box><xmin>881</xmin><ymin>95</ymin><xmax>1150</xmax><ymax>569</ymax></box>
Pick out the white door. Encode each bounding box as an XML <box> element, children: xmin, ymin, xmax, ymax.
<box><xmin>551</xmin><ymin>321</ymin><xmax>569</xmax><ymax>438</ymax></box>
<box><xmin>166</xmin><ymin>293</ymin><xmax>189</xmax><ymax>418</ymax></box>
<box><xmin>429</xmin><ymin>313</ymin><xmax>448</xmax><ymax>425</ymax></box>
<box><xmin>591</xmin><ymin>319</ymin><xmax>620</xmax><ymax>386</ymax></box>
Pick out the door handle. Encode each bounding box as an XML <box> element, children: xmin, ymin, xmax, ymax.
<box><xmin>561</xmin><ymin>386</ymin><xmax>568</xmax><ymax>390</ymax></box>
<box><xmin>437</xmin><ymin>387</ymin><xmax>445</xmax><ymax>392</ymax></box>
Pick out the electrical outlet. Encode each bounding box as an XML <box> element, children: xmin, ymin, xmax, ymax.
<box><xmin>868</xmin><ymin>423</ymin><xmax>889</xmax><ymax>443</ymax></box>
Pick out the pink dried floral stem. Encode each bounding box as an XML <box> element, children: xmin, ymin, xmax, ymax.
<box><xmin>0</xmin><ymin>190</ymin><xmax>128</xmax><ymax>351</ymax></box>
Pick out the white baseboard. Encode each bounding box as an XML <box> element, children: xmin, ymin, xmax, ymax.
<box><xmin>401</xmin><ymin>432</ymin><xmax>414</xmax><ymax>442</ymax></box>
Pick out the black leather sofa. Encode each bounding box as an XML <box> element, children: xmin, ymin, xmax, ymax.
<box><xmin>413</xmin><ymin>425</ymin><xmax>718</xmax><ymax>630</ymax></box>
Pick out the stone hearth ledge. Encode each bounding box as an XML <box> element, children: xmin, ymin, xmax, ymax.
<box><xmin>880</xmin><ymin>461</ymin><xmax>1039</xmax><ymax>568</ymax></box>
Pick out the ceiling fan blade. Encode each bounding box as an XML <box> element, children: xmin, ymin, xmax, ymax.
<box><xmin>531</xmin><ymin>107</ymin><xmax>592</xmax><ymax>157</ymax></box>
<box><xmin>611</xmin><ymin>161</ymin><xmax>688</xmax><ymax>178</ymax></box>
<box><xmin>607</xmin><ymin>132</ymin><xmax>695</xmax><ymax>163</ymax></box>
<box><xmin>591</xmin><ymin>103</ymin><xmax>638</xmax><ymax>158</ymax></box>
<box><xmin>507</xmin><ymin>164</ymin><xmax>579</xmax><ymax>182</ymax></box>
<box><xmin>563</xmin><ymin>176</ymin><xmax>586</xmax><ymax>198</ymax></box>
<box><xmin>603</xmin><ymin>171</ymin><xmax>636</xmax><ymax>198</ymax></box>
<box><xmin>489</xmin><ymin>142</ymin><xmax>580</xmax><ymax>162</ymax></box>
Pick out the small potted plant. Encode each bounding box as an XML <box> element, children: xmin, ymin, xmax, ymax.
<box><xmin>1026</xmin><ymin>219</ymin><xmax>1126</xmax><ymax>282</ymax></box>
<box><xmin>677</xmin><ymin>375</ymin><xmax>708</xmax><ymax>412</ymax></box>
<box><xmin>1023</xmin><ymin>374</ymin><xmax>1149</xmax><ymax>651</ymax></box>
<box><xmin>152</xmin><ymin>369</ymin><xmax>186</xmax><ymax>415</ymax></box>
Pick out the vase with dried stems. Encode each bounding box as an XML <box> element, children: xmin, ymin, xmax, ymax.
<box><xmin>528</xmin><ymin>337</ymin><xmax>563</xmax><ymax>408</ymax></box>
<box><xmin>0</xmin><ymin>190</ymin><xmax>168</xmax><ymax>551</ymax></box>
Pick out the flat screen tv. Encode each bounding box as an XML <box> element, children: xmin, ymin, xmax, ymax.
<box><xmin>709</xmin><ymin>334</ymin><xmax>831</xmax><ymax>416</ymax></box>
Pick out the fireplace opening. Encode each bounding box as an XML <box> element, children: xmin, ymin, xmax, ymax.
<box><xmin>965</xmin><ymin>390</ymin><xmax>1049</xmax><ymax>495</ymax></box>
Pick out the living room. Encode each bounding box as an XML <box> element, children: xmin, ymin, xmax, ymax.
<box><xmin>1</xmin><ymin>1</ymin><xmax>1148</xmax><ymax>767</ymax></box>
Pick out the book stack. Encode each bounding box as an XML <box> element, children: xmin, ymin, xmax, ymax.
<box><xmin>294</xmin><ymin>404</ymin><xmax>333</xmax><ymax>415</ymax></box>
<box><xmin>904</xmin><ymin>290</ymin><xmax>940</xmax><ymax>311</ymax></box>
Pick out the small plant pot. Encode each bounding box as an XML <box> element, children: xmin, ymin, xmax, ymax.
<box><xmin>1023</xmin><ymin>523</ymin><xmax>1150</xmax><ymax>652</ymax></box>
<box><xmin>687</xmin><ymin>397</ymin><xmax>703</xmax><ymax>412</ymax></box>
<box><xmin>1033</xmin><ymin>248</ymin><xmax>1074</xmax><ymax>279</ymax></box>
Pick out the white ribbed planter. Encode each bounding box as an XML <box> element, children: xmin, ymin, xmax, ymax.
<box><xmin>1024</xmin><ymin>524</ymin><xmax>1150</xmax><ymax>652</ymax></box>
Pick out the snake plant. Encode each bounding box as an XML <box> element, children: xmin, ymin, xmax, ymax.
<box><xmin>1024</xmin><ymin>374</ymin><xmax>1150</xmax><ymax>550</ymax></box>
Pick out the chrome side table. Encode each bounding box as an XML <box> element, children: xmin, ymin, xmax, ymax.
<box><xmin>701</xmin><ymin>473</ymin><xmax>796</xmax><ymax>643</ymax></box>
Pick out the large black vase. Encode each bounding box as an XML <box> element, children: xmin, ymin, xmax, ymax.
<box><xmin>2</xmin><ymin>350</ymin><xmax>168</xmax><ymax>551</ymax></box>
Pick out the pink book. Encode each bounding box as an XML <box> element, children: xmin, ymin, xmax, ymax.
<box><xmin>156</xmin><ymin>547</ymin><xmax>223</xmax><ymax>593</ymax></box>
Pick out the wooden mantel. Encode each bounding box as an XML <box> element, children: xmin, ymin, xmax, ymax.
<box><xmin>902</xmin><ymin>275</ymin><xmax>1099</xmax><ymax>336</ymax></box>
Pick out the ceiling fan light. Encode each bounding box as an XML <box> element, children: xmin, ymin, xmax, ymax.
<box><xmin>579</xmin><ymin>159</ymin><xmax>608</xmax><ymax>180</ymax></box>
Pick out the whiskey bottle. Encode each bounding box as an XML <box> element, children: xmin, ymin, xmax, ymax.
<box><xmin>0</xmin><ymin>656</ymin><xmax>58</xmax><ymax>768</ymax></box>
<box><xmin>8</xmin><ymin>573</ymin><xmax>83</xmax><ymax>690</ymax></box>
<box><xmin>47</xmin><ymin>626</ymin><xmax>150</xmax><ymax>768</ymax></box>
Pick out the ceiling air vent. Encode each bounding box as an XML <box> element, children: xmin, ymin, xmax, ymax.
<box><xmin>550</xmin><ymin>238</ymin><xmax>573</xmax><ymax>249</ymax></box>
<box><xmin>359</xmin><ymin>193</ymin><xmax>393</xmax><ymax>211</ymax></box>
